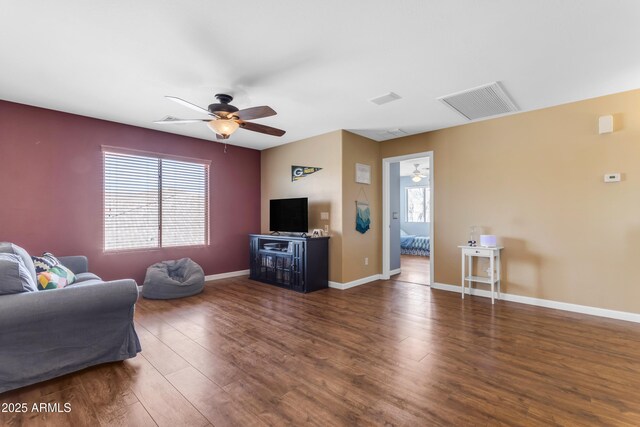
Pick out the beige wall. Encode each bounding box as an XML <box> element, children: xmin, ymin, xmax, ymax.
<box><xmin>341</xmin><ymin>131</ymin><xmax>382</xmax><ymax>283</ymax></box>
<box><xmin>261</xmin><ymin>130</ymin><xmax>343</xmax><ymax>282</ymax></box>
<box><xmin>261</xmin><ymin>130</ymin><xmax>381</xmax><ymax>285</ymax></box>
<box><xmin>381</xmin><ymin>89</ymin><xmax>640</xmax><ymax>313</ymax></box>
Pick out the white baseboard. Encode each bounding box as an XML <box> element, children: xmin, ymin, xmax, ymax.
<box><xmin>205</xmin><ymin>269</ymin><xmax>250</xmax><ymax>281</ymax></box>
<box><xmin>431</xmin><ymin>282</ymin><xmax>640</xmax><ymax>324</ymax></box>
<box><xmin>390</xmin><ymin>268</ymin><xmax>401</xmax><ymax>276</ymax></box>
<box><xmin>329</xmin><ymin>274</ymin><xmax>381</xmax><ymax>290</ymax></box>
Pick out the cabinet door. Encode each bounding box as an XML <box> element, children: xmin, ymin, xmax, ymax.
<box><xmin>290</xmin><ymin>242</ymin><xmax>305</xmax><ymax>292</ymax></box>
<box><xmin>249</xmin><ymin>237</ymin><xmax>259</xmax><ymax>279</ymax></box>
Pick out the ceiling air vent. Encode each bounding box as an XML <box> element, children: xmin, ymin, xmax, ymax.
<box><xmin>438</xmin><ymin>82</ymin><xmax>518</xmax><ymax>120</ymax></box>
<box><xmin>376</xmin><ymin>128</ymin><xmax>408</xmax><ymax>139</ymax></box>
<box><xmin>370</xmin><ymin>92</ymin><xmax>402</xmax><ymax>105</ymax></box>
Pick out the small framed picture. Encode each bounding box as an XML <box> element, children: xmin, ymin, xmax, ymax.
<box><xmin>355</xmin><ymin>163</ymin><xmax>371</xmax><ymax>184</ymax></box>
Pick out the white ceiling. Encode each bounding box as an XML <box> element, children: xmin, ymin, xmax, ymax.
<box><xmin>1</xmin><ymin>1</ymin><xmax>640</xmax><ymax>151</ymax></box>
<box><xmin>400</xmin><ymin>157</ymin><xmax>429</xmax><ymax>177</ymax></box>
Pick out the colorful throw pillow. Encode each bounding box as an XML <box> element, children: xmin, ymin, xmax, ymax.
<box><xmin>37</xmin><ymin>270</ymin><xmax>69</xmax><ymax>290</ymax></box>
<box><xmin>32</xmin><ymin>254</ymin><xmax>57</xmax><ymax>274</ymax></box>
<box><xmin>31</xmin><ymin>252</ymin><xmax>76</xmax><ymax>285</ymax></box>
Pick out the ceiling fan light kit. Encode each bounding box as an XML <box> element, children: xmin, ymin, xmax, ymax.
<box><xmin>411</xmin><ymin>163</ymin><xmax>428</xmax><ymax>183</ymax></box>
<box><xmin>155</xmin><ymin>93</ymin><xmax>285</xmax><ymax>141</ymax></box>
<box><xmin>207</xmin><ymin>119</ymin><xmax>239</xmax><ymax>138</ymax></box>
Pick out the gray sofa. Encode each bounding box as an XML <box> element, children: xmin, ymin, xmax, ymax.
<box><xmin>0</xmin><ymin>244</ymin><xmax>141</xmax><ymax>393</ymax></box>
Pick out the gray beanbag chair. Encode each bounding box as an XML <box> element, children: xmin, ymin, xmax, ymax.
<box><xmin>142</xmin><ymin>258</ymin><xmax>204</xmax><ymax>299</ymax></box>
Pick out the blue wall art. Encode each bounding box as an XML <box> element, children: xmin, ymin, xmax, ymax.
<box><xmin>355</xmin><ymin>201</ymin><xmax>370</xmax><ymax>234</ymax></box>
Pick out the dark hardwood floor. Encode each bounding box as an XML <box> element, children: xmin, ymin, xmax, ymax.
<box><xmin>2</xmin><ymin>277</ymin><xmax>640</xmax><ymax>426</ymax></box>
<box><xmin>394</xmin><ymin>255</ymin><xmax>430</xmax><ymax>285</ymax></box>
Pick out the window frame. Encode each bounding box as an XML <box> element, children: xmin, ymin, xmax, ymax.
<box><xmin>102</xmin><ymin>146</ymin><xmax>210</xmax><ymax>253</ymax></box>
<box><xmin>405</xmin><ymin>185</ymin><xmax>429</xmax><ymax>223</ymax></box>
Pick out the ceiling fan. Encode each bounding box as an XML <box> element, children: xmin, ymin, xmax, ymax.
<box><xmin>411</xmin><ymin>164</ymin><xmax>428</xmax><ymax>182</ymax></box>
<box><xmin>154</xmin><ymin>93</ymin><xmax>286</xmax><ymax>140</ymax></box>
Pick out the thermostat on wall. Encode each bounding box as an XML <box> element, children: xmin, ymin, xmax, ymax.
<box><xmin>604</xmin><ymin>173</ymin><xmax>621</xmax><ymax>183</ymax></box>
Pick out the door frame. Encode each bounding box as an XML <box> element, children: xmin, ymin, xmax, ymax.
<box><xmin>381</xmin><ymin>151</ymin><xmax>434</xmax><ymax>283</ymax></box>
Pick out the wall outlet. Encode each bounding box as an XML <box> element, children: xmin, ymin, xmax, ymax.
<box><xmin>364</xmin><ymin>257</ymin><xmax>369</xmax><ymax>266</ymax></box>
<box><xmin>324</xmin><ymin>224</ymin><xmax>329</xmax><ymax>233</ymax></box>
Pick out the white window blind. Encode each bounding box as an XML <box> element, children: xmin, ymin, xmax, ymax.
<box><xmin>161</xmin><ymin>159</ymin><xmax>208</xmax><ymax>247</ymax></box>
<box><xmin>104</xmin><ymin>151</ymin><xmax>209</xmax><ymax>251</ymax></box>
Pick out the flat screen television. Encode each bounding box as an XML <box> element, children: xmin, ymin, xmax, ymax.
<box><xmin>270</xmin><ymin>197</ymin><xmax>308</xmax><ymax>233</ymax></box>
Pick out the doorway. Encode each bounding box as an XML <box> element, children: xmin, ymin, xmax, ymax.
<box><xmin>382</xmin><ymin>152</ymin><xmax>434</xmax><ymax>286</ymax></box>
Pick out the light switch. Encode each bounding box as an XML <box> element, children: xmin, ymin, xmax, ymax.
<box><xmin>392</xmin><ymin>212</ymin><xmax>399</xmax><ymax>219</ymax></box>
<box><xmin>320</xmin><ymin>212</ymin><xmax>329</xmax><ymax>220</ymax></box>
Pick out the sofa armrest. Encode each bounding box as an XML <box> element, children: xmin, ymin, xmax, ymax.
<box><xmin>57</xmin><ymin>256</ymin><xmax>89</xmax><ymax>274</ymax></box>
<box><xmin>0</xmin><ymin>279</ymin><xmax>139</xmax><ymax>327</ymax></box>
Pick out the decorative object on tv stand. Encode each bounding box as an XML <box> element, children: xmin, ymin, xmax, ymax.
<box><xmin>311</xmin><ymin>229</ymin><xmax>324</xmax><ymax>237</ymax></box>
<box><xmin>480</xmin><ymin>234</ymin><xmax>497</xmax><ymax>247</ymax></box>
<box><xmin>467</xmin><ymin>225</ymin><xmax>480</xmax><ymax>247</ymax></box>
<box><xmin>291</xmin><ymin>165</ymin><xmax>322</xmax><ymax>182</ymax></box>
<box><xmin>355</xmin><ymin>163</ymin><xmax>371</xmax><ymax>184</ymax></box>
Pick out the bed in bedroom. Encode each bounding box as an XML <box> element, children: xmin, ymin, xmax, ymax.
<box><xmin>400</xmin><ymin>230</ymin><xmax>430</xmax><ymax>257</ymax></box>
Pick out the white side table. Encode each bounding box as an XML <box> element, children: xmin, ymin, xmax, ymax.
<box><xmin>458</xmin><ymin>246</ymin><xmax>503</xmax><ymax>304</ymax></box>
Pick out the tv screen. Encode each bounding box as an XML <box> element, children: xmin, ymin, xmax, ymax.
<box><xmin>270</xmin><ymin>198</ymin><xmax>308</xmax><ymax>233</ymax></box>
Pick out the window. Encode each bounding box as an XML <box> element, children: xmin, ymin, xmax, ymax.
<box><xmin>406</xmin><ymin>186</ymin><xmax>429</xmax><ymax>222</ymax></box>
<box><xmin>104</xmin><ymin>150</ymin><xmax>209</xmax><ymax>251</ymax></box>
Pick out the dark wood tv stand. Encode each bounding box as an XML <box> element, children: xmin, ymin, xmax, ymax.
<box><xmin>249</xmin><ymin>234</ymin><xmax>329</xmax><ymax>293</ymax></box>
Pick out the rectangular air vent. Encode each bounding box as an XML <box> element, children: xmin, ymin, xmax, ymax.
<box><xmin>370</xmin><ymin>92</ymin><xmax>402</xmax><ymax>105</ymax></box>
<box><xmin>376</xmin><ymin>128</ymin><xmax>408</xmax><ymax>139</ymax></box>
<box><xmin>438</xmin><ymin>82</ymin><xmax>518</xmax><ymax>120</ymax></box>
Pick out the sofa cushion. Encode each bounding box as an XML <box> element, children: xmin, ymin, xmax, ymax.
<box><xmin>69</xmin><ymin>279</ymin><xmax>104</xmax><ymax>287</ymax></box>
<box><xmin>31</xmin><ymin>252</ymin><xmax>77</xmax><ymax>285</ymax></box>
<box><xmin>75</xmin><ymin>272</ymin><xmax>102</xmax><ymax>283</ymax></box>
<box><xmin>0</xmin><ymin>253</ymin><xmax>38</xmax><ymax>295</ymax></box>
<box><xmin>0</xmin><ymin>242</ymin><xmax>37</xmax><ymax>284</ymax></box>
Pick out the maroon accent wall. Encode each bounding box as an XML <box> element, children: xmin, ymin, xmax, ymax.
<box><xmin>0</xmin><ymin>100</ymin><xmax>261</xmax><ymax>284</ymax></box>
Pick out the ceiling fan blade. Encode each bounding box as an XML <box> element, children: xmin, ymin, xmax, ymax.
<box><xmin>235</xmin><ymin>106</ymin><xmax>277</xmax><ymax>121</ymax></box>
<box><xmin>154</xmin><ymin>116</ymin><xmax>210</xmax><ymax>125</ymax></box>
<box><xmin>239</xmin><ymin>121</ymin><xmax>286</xmax><ymax>137</ymax></box>
<box><xmin>165</xmin><ymin>96</ymin><xmax>212</xmax><ymax>116</ymax></box>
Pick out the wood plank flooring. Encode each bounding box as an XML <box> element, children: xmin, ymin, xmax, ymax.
<box><xmin>394</xmin><ymin>255</ymin><xmax>430</xmax><ymax>285</ymax></box>
<box><xmin>2</xmin><ymin>277</ymin><xmax>640</xmax><ymax>426</ymax></box>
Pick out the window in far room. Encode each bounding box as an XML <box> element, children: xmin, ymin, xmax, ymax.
<box><xmin>406</xmin><ymin>186</ymin><xmax>429</xmax><ymax>222</ymax></box>
<box><xmin>103</xmin><ymin>150</ymin><xmax>209</xmax><ymax>251</ymax></box>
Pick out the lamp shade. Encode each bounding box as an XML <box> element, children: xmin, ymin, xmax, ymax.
<box><xmin>207</xmin><ymin>119</ymin><xmax>239</xmax><ymax>137</ymax></box>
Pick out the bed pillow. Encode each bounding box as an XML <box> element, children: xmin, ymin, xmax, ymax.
<box><xmin>400</xmin><ymin>229</ymin><xmax>409</xmax><ymax>237</ymax></box>
<box><xmin>0</xmin><ymin>253</ymin><xmax>38</xmax><ymax>294</ymax></box>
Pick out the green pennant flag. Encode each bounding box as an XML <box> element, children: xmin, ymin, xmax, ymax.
<box><xmin>291</xmin><ymin>165</ymin><xmax>322</xmax><ymax>182</ymax></box>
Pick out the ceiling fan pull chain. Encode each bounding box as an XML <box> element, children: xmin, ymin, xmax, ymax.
<box><xmin>224</xmin><ymin>143</ymin><xmax>228</xmax><ymax>154</ymax></box>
